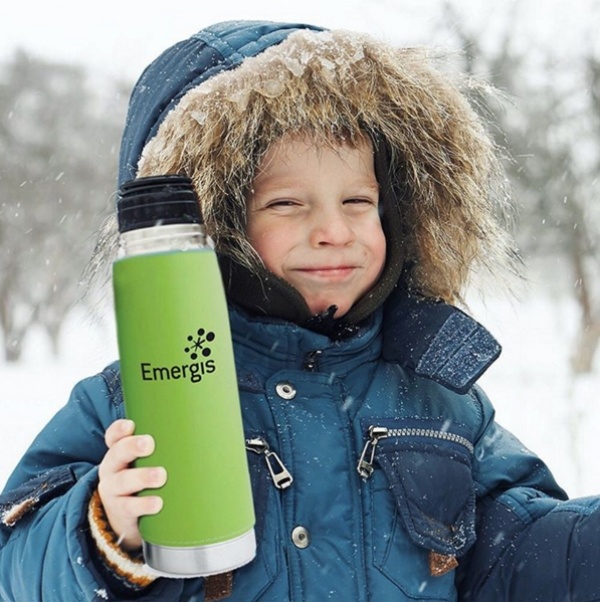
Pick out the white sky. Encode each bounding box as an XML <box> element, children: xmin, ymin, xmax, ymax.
<box><xmin>1</xmin><ymin>0</ymin><xmax>597</xmax><ymax>81</ymax></box>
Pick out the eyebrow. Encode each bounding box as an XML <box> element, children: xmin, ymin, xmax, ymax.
<box><xmin>252</xmin><ymin>177</ymin><xmax>379</xmax><ymax>194</ymax></box>
<box><xmin>356</xmin><ymin>181</ymin><xmax>380</xmax><ymax>193</ymax></box>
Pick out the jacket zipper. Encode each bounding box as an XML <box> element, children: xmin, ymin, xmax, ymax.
<box><xmin>357</xmin><ymin>425</ymin><xmax>474</xmax><ymax>479</ymax></box>
<box><xmin>303</xmin><ymin>349</ymin><xmax>323</xmax><ymax>371</ymax></box>
<box><xmin>246</xmin><ymin>437</ymin><xmax>294</xmax><ymax>489</ymax></box>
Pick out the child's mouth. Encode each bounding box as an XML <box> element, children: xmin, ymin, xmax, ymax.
<box><xmin>296</xmin><ymin>266</ymin><xmax>356</xmax><ymax>280</ymax></box>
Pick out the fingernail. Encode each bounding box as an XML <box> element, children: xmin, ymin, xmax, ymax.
<box><xmin>122</xmin><ymin>419</ymin><xmax>135</xmax><ymax>432</ymax></box>
<box><xmin>137</xmin><ymin>435</ymin><xmax>154</xmax><ymax>454</ymax></box>
<box><xmin>151</xmin><ymin>467</ymin><xmax>167</xmax><ymax>486</ymax></box>
<box><xmin>151</xmin><ymin>497</ymin><xmax>164</xmax><ymax>514</ymax></box>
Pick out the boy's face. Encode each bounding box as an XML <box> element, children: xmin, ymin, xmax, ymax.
<box><xmin>247</xmin><ymin>135</ymin><xmax>386</xmax><ymax>318</ymax></box>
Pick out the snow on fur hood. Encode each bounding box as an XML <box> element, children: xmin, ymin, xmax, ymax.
<box><xmin>114</xmin><ymin>20</ymin><xmax>515</xmax><ymax>303</ymax></box>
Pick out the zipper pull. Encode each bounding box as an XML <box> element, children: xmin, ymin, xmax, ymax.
<box><xmin>303</xmin><ymin>349</ymin><xmax>322</xmax><ymax>371</ymax></box>
<box><xmin>357</xmin><ymin>426</ymin><xmax>389</xmax><ymax>480</ymax></box>
<box><xmin>246</xmin><ymin>437</ymin><xmax>294</xmax><ymax>490</ymax></box>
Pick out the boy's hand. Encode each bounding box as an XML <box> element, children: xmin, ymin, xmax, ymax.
<box><xmin>98</xmin><ymin>419</ymin><xmax>166</xmax><ymax>551</ymax></box>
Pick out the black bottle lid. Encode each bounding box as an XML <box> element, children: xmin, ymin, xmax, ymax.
<box><xmin>117</xmin><ymin>175</ymin><xmax>202</xmax><ymax>233</ymax></box>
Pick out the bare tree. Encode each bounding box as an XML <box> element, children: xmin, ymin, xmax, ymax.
<box><xmin>0</xmin><ymin>51</ymin><xmax>126</xmax><ymax>360</ymax></box>
<box><xmin>568</xmin><ymin>54</ymin><xmax>600</xmax><ymax>374</ymax></box>
<box><xmin>439</xmin><ymin>2</ymin><xmax>600</xmax><ymax>376</ymax></box>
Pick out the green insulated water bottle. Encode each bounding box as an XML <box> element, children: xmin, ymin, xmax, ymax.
<box><xmin>112</xmin><ymin>175</ymin><xmax>255</xmax><ymax>577</ymax></box>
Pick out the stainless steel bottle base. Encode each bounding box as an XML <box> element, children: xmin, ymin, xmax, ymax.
<box><xmin>143</xmin><ymin>529</ymin><xmax>256</xmax><ymax>577</ymax></box>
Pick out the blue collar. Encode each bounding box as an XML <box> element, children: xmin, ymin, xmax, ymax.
<box><xmin>382</xmin><ymin>288</ymin><xmax>501</xmax><ymax>394</ymax></box>
<box><xmin>229</xmin><ymin>291</ymin><xmax>500</xmax><ymax>395</ymax></box>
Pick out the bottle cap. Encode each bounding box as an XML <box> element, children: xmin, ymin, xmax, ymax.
<box><xmin>117</xmin><ymin>175</ymin><xmax>202</xmax><ymax>233</ymax></box>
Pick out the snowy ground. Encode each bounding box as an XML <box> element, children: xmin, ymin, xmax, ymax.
<box><xmin>1</xmin><ymin>265</ymin><xmax>599</xmax><ymax>498</ymax></box>
<box><xmin>0</xmin><ymin>310</ymin><xmax>118</xmax><ymax>492</ymax></box>
<box><xmin>470</xmin><ymin>287</ymin><xmax>600</xmax><ymax>498</ymax></box>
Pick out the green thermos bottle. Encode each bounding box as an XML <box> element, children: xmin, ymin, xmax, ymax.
<box><xmin>112</xmin><ymin>175</ymin><xmax>255</xmax><ymax>576</ymax></box>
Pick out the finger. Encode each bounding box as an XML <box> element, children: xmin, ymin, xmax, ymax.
<box><xmin>105</xmin><ymin>419</ymin><xmax>135</xmax><ymax>448</ymax></box>
<box><xmin>99</xmin><ymin>434</ymin><xmax>155</xmax><ymax>479</ymax></box>
<box><xmin>109</xmin><ymin>493</ymin><xmax>164</xmax><ymax>521</ymax></box>
<box><xmin>109</xmin><ymin>466</ymin><xmax>168</xmax><ymax>497</ymax></box>
<box><xmin>103</xmin><ymin>495</ymin><xmax>164</xmax><ymax>550</ymax></box>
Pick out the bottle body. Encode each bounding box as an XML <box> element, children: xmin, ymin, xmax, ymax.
<box><xmin>113</xmin><ymin>214</ymin><xmax>255</xmax><ymax>576</ymax></box>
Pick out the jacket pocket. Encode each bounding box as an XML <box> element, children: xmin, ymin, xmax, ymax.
<box><xmin>0</xmin><ymin>466</ymin><xmax>76</xmax><ymax>528</ymax></box>
<box><xmin>359</xmin><ymin>418</ymin><xmax>476</xmax><ymax>601</ymax></box>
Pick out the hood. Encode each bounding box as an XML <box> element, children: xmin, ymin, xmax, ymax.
<box><xmin>115</xmin><ymin>19</ymin><xmax>515</xmax><ymax>306</ymax></box>
<box><xmin>118</xmin><ymin>21</ymin><xmax>324</xmax><ymax>186</ymax></box>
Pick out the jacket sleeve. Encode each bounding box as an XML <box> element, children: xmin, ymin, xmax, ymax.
<box><xmin>0</xmin><ymin>367</ymin><xmax>185</xmax><ymax>602</ymax></box>
<box><xmin>457</xmin><ymin>386</ymin><xmax>600</xmax><ymax>601</ymax></box>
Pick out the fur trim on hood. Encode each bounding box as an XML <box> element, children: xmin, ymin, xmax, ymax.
<box><xmin>136</xmin><ymin>27</ymin><xmax>515</xmax><ymax>303</ymax></box>
<box><xmin>95</xmin><ymin>21</ymin><xmax>517</xmax><ymax>305</ymax></box>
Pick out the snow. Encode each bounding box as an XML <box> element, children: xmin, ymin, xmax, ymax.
<box><xmin>0</xmin><ymin>309</ymin><xmax>117</xmax><ymax>491</ymax></box>
<box><xmin>471</xmin><ymin>288</ymin><xmax>600</xmax><ymax>497</ymax></box>
<box><xmin>1</xmin><ymin>269</ymin><xmax>599</xmax><ymax>498</ymax></box>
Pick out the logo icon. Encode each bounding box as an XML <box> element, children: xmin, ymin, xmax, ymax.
<box><xmin>184</xmin><ymin>328</ymin><xmax>215</xmax><ymax>360</ymax></box>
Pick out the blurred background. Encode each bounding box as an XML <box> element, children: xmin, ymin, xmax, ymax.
<box><xmin>1</xmin><ymin>0</ymin><xmax>599</xmax><ymax>495</ymax></box>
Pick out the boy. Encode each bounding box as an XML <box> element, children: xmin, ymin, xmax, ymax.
<box><xmin>2</xmin><ymin>20</ymin><xmax>600</xmax><ymax>602</ymax></box>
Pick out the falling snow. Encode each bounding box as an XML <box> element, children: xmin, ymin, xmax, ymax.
<box><xmin>1</xmin><ymin>264</ymin><xmax>599</xmax><ymax>500</ymax></box>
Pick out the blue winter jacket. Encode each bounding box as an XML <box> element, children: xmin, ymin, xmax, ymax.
<box><xmin>3</xmin><ymin>19</ymin><xmax>600</xmax><ymax>602</ymax></box>
<box><xmin>2</xmin><ymin>292</ymin><xmax>600</xmax><ymax>602</ymax></box>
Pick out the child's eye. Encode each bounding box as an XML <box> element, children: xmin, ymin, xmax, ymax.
<box><xmin>343</xmin><ymin>197</ymin><xmax>377</xmax><ymax>207</ymax></box>
<box><xmin>271</xmin><ymin>199</ymin><xmax>296</xmax><ymax>206</ymax></box>
<box><xmin>264</xmin><ymin>199</ymin><xmax>300</xmax><ymax>209</ymax></box>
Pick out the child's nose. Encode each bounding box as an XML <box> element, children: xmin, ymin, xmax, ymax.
<box><xmin>309</xmin><ymin>206</ymin><xmax>355</xmax><ymax>247</ymax></box>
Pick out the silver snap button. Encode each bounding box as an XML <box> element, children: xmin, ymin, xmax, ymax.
<box><xmin>291</xmin><ymin>526</ymin><xmax>310</xmax><ymax>549</ymax></box>
<box><xmin>275</xmin><ymin>382</ymin><xmax>296</xmax><ymax>400</ymax></box>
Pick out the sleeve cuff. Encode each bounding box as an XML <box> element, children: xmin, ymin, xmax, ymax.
<box><xmin>87</xmin><ymin>489</ymin><xmax>157</xmax><ymax>590</ymax></box>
